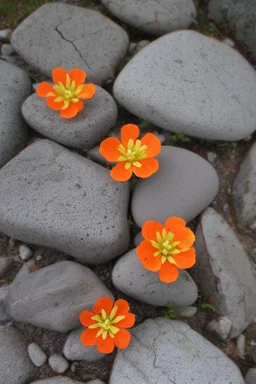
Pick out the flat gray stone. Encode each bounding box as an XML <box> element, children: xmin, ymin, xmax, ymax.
<box><xmin>131</xmin><ymin>146</ymin><xmax>219</xmax><ymax>227</ymax></box>
<box><xmin>31</xmin><ymin>377</ymin><xmax>86</xmax><ymax>384</ymax></box>
<box><xmin>0</xmin><ymin>61</ymin><xmax>31</xmax><ymax>168</ymax></box>
<box><xmin>22</xmin><ymin>86</ymin><xmax>118</xmax><ymax>150</ymax></box>
<box><xmin>63</xmin><ymin>327</ymin><xmax>104</xmax><ymax>361</ymax></box>
<box><xmin>233</xmin><ymin>141</ymin><xmax>256</xmax><ymax>230</ymax></box>
<box><xmin>109</xmin><ymin>318</ymin><xmax>245</xmax><ymax>384</ymax></box>
<box><xmin>114</xmin><ymin>30</ymin><xmax>256</xmax><ymax>141</ymax></box>
<box><xmin>6</xmin><ymin>261</ymin><xmax>114</xmax><ymax>332</ymax></box>
<box><xmin>11</xmin><ymin>3</ymin><xmax>129</xmax><ymax>85</ymax></box>
<box><xmin>1</xmin><ymin>44</ymin><xmax>14</xmax><ymax>55</ymax></box>
<box><xmin>101</xmin><ymin>0</ymin><xmax>196</xmax><ymax>35</ymax></box>
<box><xmin>0</xmin><ymin>139</ymin><xmax>129</xmax><ymax>264</ymax></box>
<box><xmin>194</xmin><ymin>208</ymin><xmax>256</xmax><ymax>338</ymax></box>
<box><xmin>245</xmin><ymin>368</ymin><xmax>256</xmax><ymax>384</ymax></box>
<box><xmin>112</xmin><ymin>249</ymin><xmax>198</xmax><ymax>306</ymax></box>
<box><xmin>0</xmin><ymin>326</ymin><xmax>34</xmax><ymax>384</ymax></box>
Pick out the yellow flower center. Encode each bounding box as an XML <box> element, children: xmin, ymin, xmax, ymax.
<box><xmin>88</xmin><ymin>305</ymin><xmax>125</xmax><ymax>340</ymax></box>
<box><xmin>151</xmin><ymin>228</ymin><xmax>184</xmax><ymax>265</ymax></box>
<box><xmin>117</xmin><ymin>139</ymin><xmax>148</xmax><ymax>170</ymax></box>
<box><xmin>46</xmin><ymin>74</ymin><xmax>84</xmax><ymax>110</ymax></box>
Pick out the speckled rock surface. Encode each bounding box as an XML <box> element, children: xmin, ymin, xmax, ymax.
<box><xmin>114</xmin><ymin>30</ymin><xmax>256</xmax><ymax>141</ymax></box>
<box><xmin>194</xmin><ymin>208</ymin><xmax>256</xmax><ymax>338</ymax></box>
<box><xmin>101</xmin><ymin>0</ymin><xmax>196</xmax><ymax>35</ymax></box>
<box><xmin>6</xmin><ymin>261</ymin><xmax>113</xmax><ymax>332</ymax></box>
<box><xmin>112</xmin><ymin>249</ymin><xmax>198</xmax><ymax>306</ymax></box>
<box><xmin>245</xmin><ymin>368</ymin><xmax>256</xmax><ymax>384</ymax></box>
<box><xmin>0</xmin><ymin>61</ymin><xmax>31</xmax><ymax>168</ymax></box>
<box><xmin>0</xmin><ymin>139</ymin><xmax>130</xmax><ymax>264</ymax></box>
<box><xmin>31</xmin><ymin>377</ymin><xmax>88</xmax><ymax>384</ymax></box>
<box><xmin>109</xmin><ymin>318</ymin><xmax>245</xmax><ymax>384</ymax></box>
<box><xmin>22</xmin><ymin>86</ymin><xmax>118</xmax><ymax>150</ymax></box>
<box><xmin>131</xmin><ymin>146</ymin><xmax>219</xmax><ymax>227</ymax></box>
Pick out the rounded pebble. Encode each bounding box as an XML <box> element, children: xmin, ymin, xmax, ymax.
<box><xmin>28</xmin><ymin>342</ymin><xmax>47</xmax><ymax>367</ymax></box>
<box><xmin>19</xmin><ymin>245</ymin><xmax>33</xmax><ymax>261</ymax></box>
<box><xmin>48</xmin><ymin>354</ymin><xmax>69</xmax><ymax>374</ymax></box>
<box><xmin>179</xmin><ymin>306</ymin><xmax>197</xmax><ymax>318</ymax></box>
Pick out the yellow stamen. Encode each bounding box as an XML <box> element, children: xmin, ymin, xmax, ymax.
<box><xmin>150</xmin><ymin>228</ymin><xmax>185</xmax><ymax>265</ymax></box>
<box><xmin>117</xmin><ymin>139</ymin><xmax>148</xmax><ymax>170</ymax></box>
<box><xmin>88</xmin><ymin>310</ymin><xmax>126</xmax><ymax>339</ymax></box>
<box><xmin>53</xmin><ymin>76</ymin><xmax>86</xmax><ymax>107</ymax></box>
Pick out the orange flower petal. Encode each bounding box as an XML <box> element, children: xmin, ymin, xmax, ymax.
<box><xmin>93</xmin><ymin>297</ymin><xmax>113</xmax><ymax>316</ymax></box>
<box><xmin>46</xmin><ymin>96</ymin><xmax>64</xmax><ymax>111</ymax></box>
<box><xmin>141</xmin><ymin>221</ymin><xmax>164</xmax><ymax>241</ymax></box>
<box><xmin>78</xmin><ymin>83</ymin><xmax>96</xmax><ymax>99</ymax></box>
<box><xmin>172</xmin><ymin>247</ymin><xmax>196</xmax><ymax>269</ymax></box>
<box><xmin>110</xmin><ymin>162</ymin><xmax>133</xmax><ymax>182</ymax></box>
<box><xmin>52</xmin><ymin>67</ymin><xmax>67</xmax><ymax>85</ymax></box>
<box><xmin>121</xmin><ymin>124</ymin><xmax>140</xmax><ymax>147</ymax></box>
<box><xmin>136</xmin><ymin>240</ymin><xmax>155</xmax><ymax>262</ymax></box>
<box><xmin>80</xmin><ymin>328</ymin><xmax>98</xmax><ymax>346</ymax></box>
<box><xmin>132</xmin><ymin>158</ymin><xmax>159</xmax><ymax>178</ymax></box>
<box><xmin>164</xmin><ymin>217</ymin><xmax>195</xmax><ymax>248</ymax></box>
<box><xmin>114</xmin><ymin>313</ymin><xmax>136</xmax><ymax>329</ymax></box>
<box><xmin>143</xmin><ymin>255</ymin><xmax>162</xmax><ymax>272</ymax></box>
<box><xmin>177</xmin><ymin>228</ymin><xmax>195</xmax><ymax>249</ymax></box>
<box><xmin>114</xmin><ymin>329</ymin><xmax>131</xmax><ymax>349</ymax></box>
<box><xmin>97</xmin><ymin>335</ymin><xmax>115</xmax><ymax>354</ymax></box>
<box><xmin>79</xmin><ymin>310</ymin><xmax>96</xmax><ymax>327</ymax></box>
<box><xmin>76</xmin><ymin>99</ymin><xmax>84</xmax><ymax>112</ymax></box>
<box><xmin>37</xmin><ymin>82</ymin><xmax>55</xmax><ymax>97</ymax></box>
<box><xmin>69</xmin><ymin>68</ymin><xmax>86</xmax><ymax>86</ymax></box>
<box><xmin>60</xmin><ymin>102</ymin><xmax>80</xmax><ymax>119</ymax></box>
<box><xmin>115</xmin><ymin>299</ymin><xmax>130</xmax><ymax>316</ymax></box>
<box><xmin>141</xmin><ymin>133</ymin><xmax>161</xmax><ymax>157</ymax></box>
<box><xmin>159</xmin><ymin>263</ymin><xmax>179</xmax><ymax>283</ymax></box>
<box><xmin>99</xmin><ymin>137</ymin><xmax>121</xmax><ymax>162</ymax></box>
<box><xmin>164</xmin><ymin>217</ymin><xmax>186</xmax><ymax>229</ymax></box>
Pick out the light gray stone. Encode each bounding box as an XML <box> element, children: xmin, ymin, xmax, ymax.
<box><xmin>114</xmin><ymin>30</ymin><xmax>256</xmax><ymax>141</ymax></box>
<box><xmin>11</xmin><ymin>3</ymin><xmax>129</xmax><ymax>85</ymax></box>
<box><xmin>206</xmin><ymin>317</ymin><xmax>232</xmax><ymax>341</ymax></box>
<box><xmin>179</xmin><ymin>306</ymin><xmax>197</xmax><ymax>318</ymax></box>
<box><xmin>1</xmin><ymin>44</ymin><xmax>14</xmax><ymax>55</ymax></box>
<box><xmin>109</xmin><ymin>318</ymin><xmax>245</xmax><ymax>384</ymax></box>
<box><xmin>222</xmin><ymin>38</ymin><xmax>235</xmax><ymax>48</ymax></box>
<box><xmin>129</xmin><ymin>40</ymin><xmax>150</xmax><ymax>55</ymax></box>
<box><xmin>63</xmin><ymin>327</ymin><xmax>104</xmax><ymax>361</ymax></box>
<box><xmin>101</xmin><ymin>0</ymin><xmax>196</xmax><ymax>35</ymax></box>
<box><xmin>112</xmin><ymin>249</ymin><xmax>198</xmax><ymax>306</ymax></box>
<box><xmin>22</xmin><ymin>86</ymin><xmax>118</xmax><ymax>150</ymax></box>
<box><xmin>6</xmin><ymin>260</ymin><xmax>114</xmax><ymax>332</ymax></box>
<box><xmin>28</xmin><ymin>342</ymin><xmax>47</xmax><ymax>367</ymax></box>
<box><xmin>233</xmin><ymin>142</ymin><xmax>256</xmax><ymax>230</ymax></box>
<box><xmin>245</xmin><ymin>369</ymin><xmax>256</xmax><ymax>384</ymax></box>
<box><xmin>194</xmin><ymin>208</ymin><xmax>256</xmax><ymax>338</ymax></box>
<box><xmin>209</xmin><ymin>0</ymin><xmax>256</xmax><ymax>59</ymax></box>
<box><xmin>0</xmin><ymin>257</ymin><xmax>13</xmax><ymax>276</ymax></box>
<box><xmin>0</xmin><ymin>286</ymin><xmax>11</xmax><ymax>323</ymax></box>
<box><xmin>49</xmin><ymin>354</ymin><xmax>69</xmax><ymax>374</ymax></box>
<box><xmin>133</xmin><ymin>232</ymin><xmax>143</xmax><ymax>246</ymax></box>
<box><xmin>0</xmin><ymin>61</ymin><xmax>31</xmax><ymax>168</ymax></box>
<box><xmin>0</xmin><ymin>29</ymin><xmax>11</xmax><ymax>42</ymax></box>
<box><xmin>31</xmin><ymin>377</ymin><xmax>85</xmax><ymax>384</ymax></box>
<box><xmin>19</xmin><ymin>245</ymin><xmax>33</xmax><ymax>261</ymax></box>
<box><xmin>236</xmin><ymin>334</ymin><xmax>246</xmax><ymax>359</ymax></box>
<box><xmin>131</xmin><ymin>146</ymin><xmax>219</xmax><ymax>227</ymax></box>
<box><xmin>0</xmin><ymin>139</ymin><xmax>130</xmax><ymax>264</ymax></box>
<box><xmin>0</xmin><ymin>326</ymin><xmax>34</xmax><ymax>384</ymax></box>
<box><xmin>87</xmin><ymin>380</ymin><xmax>105</xmax><ymax>384</ymax></box>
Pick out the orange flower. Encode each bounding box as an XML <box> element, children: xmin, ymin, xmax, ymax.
<box><xmin>79</xmin><ymin>297</ymin><xmax>136</xmax><ymax>354</ymax></box>
<box><xmin>99</xmin><ymin>124</ymin><xmax>161</xmax><ymax>181</ymax></box>
<box><xmin>136</xmin><ymin>217</ymin><xmax>196</xmax><ymax>283</ymax></box>
<box><xmin>37</xmin><ymin>67</ymin><xmax>96</xmax><ymax>119</ymax></box>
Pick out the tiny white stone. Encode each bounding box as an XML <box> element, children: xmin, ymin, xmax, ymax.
<box><xmin>236</xmin><ymin>334</ymin><xmax>246</xmax><ymax>359</ymax></box>
<box><xmin>179</xmin><ymin>306</ymin><xmax>197</xmax><ymax>318</ymax></box>
<box><xmin>222</xmin><ymin>38</ymin><xmax>235</xmax><ymax>48</ymax></box>
<box><xmin>49</xmin><ymin>353</ymin><xmax>69</xmax><ymax>373</ymax></box>
<box><xmin>206</xmin><ymin>317</ymin><xmax>232</xmax><ymax>341</ymax></box>
<box><xmin>28</xmin><ymin>342</ymin><xmax>47</xmax><ymax>367</ymax></box>
<box><xmin>153</xmin><ymin>131</ymin><xmax>166</xmax><ymax>143</ymax></box>
<box><xmin>19</xmin><ymin>245</ymin><xmax>33</xmax><ymax>261</ymax></box>
<box><xmin>35</xmin><ymin>255</ymin><xmax>43</xmax><ymax>261</ymax></box>
<box><xmin>1</xmin><ymin>44</ymin><xmax>14</xmax><ymax>55</ymax></box>
<box><xmin>207</xmin><ymin>152</ymin><xmax>217</xmax><ymax>163</ymax></box>
<box><xmin>0</xmin><ymin>29</ymin><xmax>11</xmax><ymax>42</ymax></box>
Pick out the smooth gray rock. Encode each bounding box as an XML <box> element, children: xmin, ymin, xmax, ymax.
<box><xmin>0</xmin><ymin>61</ymin><xmax>31</xmax><ymax>168</ymax></box>
<box><xmin>49</xmin><ymin>354</ymin><xmax>69</xmax><ymax>374</ymax></box>
<box><xmin>0</xmin><ymin>326</ymin><xmax>34</xmax><ymax>384</ymax></box>
<box><xmin>11</xmin><ymin>3</ymin><xmax>129</xmax><ymax>85</ymax></box>
<box><xmin>233</xmin><ymin>142</ymin><xmax>256</xmax><ymax>230</ymax></box>
<box><xmin>63</xmin><ymin>327</ymin><xmax>104</xmax><ymax>361</ymax></box>
<box><xmin>0</xmin><ymin>29</ymin><xmax>11</xmax><ymax>42</ymax></box>
<box><xmin>31</xmin><ymin>377</ymin><xmax>86</xmax><ymax>384</ymax></box>
<box><xmin>245</xmin><ymin>368</ymin><xmax>256</xmax><ymax>384</ymax></box>
<box><xmin>114</xmin><ymin>30</ymin><xmax>256</xmax><ymax>141</ymax></box>
<box><xmin>206</xmin><ymin>317</ymin><xmax>232</xmax><ymax>341</ymax></box>
<box><xmin>112</xmin><ymin>249</ymin><xmax>198</xmax><ymax>306</ymax></box>
<box><xmin>1</xmin><ymin>44</ymin><xmax>14</xmax><ymax>55</ymax></box>
<box><xmin>109</xmin><ymin>318</ymin><xmax>245</xmax><ymax>384</ymax></box>
<box><xmin>179</xmin><ymin>306</ymin><xmax>197</xmax><ymax>318</ymax></box>
<box><xmin>101</xmin><ymin>0</ymin><xmax>196</xmax><ymax>35</ymax></box>
<box><xmin>0</xmin><ymin>139</ymin><xmax>130</xmax><ymax>264</ymax></box>
<box><xmin>28</xmin><ymin>342</ymin><xmax>47</xmax><ymax>367</ymax></box>
<box><xmin>6</xmin><ymin>261</ymin><xmax>114</xmax><ymax>332</ymax></box>
<box><xmin>131</xmin><ymin>146</ymin><xmax>219</xmax><ymax>227</ymax></box>
<box><xmin>22</xmin><ymin>86</ymin><xmax>118</xmax><ymax>150</ymax></box>
<box><xmin>194</xmin><ymin>208</ymin><xmax>256</xmax><ymax>338</ymax></box>
<box><xmin>209</xmin><ymin>0</ymin><xmax>256</xmax><ymax>59</ymax></box>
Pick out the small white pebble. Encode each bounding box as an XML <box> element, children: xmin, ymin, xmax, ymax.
<box><xmin>19</xmin><ymin>245</ymin><xmax>33</xmax><ymax>261</ymax></box>
<box><xmin>71</xmin><ymin>362</ymin><xmax>78</xmax><ymax>373</ymax></box>
<box><xmin>207</xmin><ymin>152</ymin><xmax>217</xmax><ymax>163</ymax></box>
<box><xmin>222</xmin><ymin>38</ymin><xmax>235</xmax><ymax>48</ymax></box>
<box><xmin>179</xmin><ymin>306</ymin><xmax>197</xmax><ymax>318</ymax></box>
<box><xmin>0</xmin><ymin>29</ymin><xmax>11</xmax><ymax>42</ymax></box>
<box><xmin>28</xmin><ymin>342</ymin><xmax>47</xmax><ymax>367</ymax></box>
<box><xmin>236</xmin><ymin>334</ymin><xmax>246</xmax><ymax>359</ymax></box>
<box><xmin>36</xmin><ymin>255</ymin><xmax>43</xmax><ymax>261</ymax></box>
<box><xmin>1</xmin><ymin>44</ymin><xmax>14</xmax><ymax>55</ymax></box>
<box><xmin>49</xmin><ymin>353</ymin><xmax>69</xmax><ymax>373</ymax></box>
<box><xmin>153</xmin><ymin>131</ymin><xmax>166</xmax><ymax>143</ymax></box>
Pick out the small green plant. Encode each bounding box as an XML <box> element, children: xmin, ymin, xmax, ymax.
<box><xmin>198</xmin><ymin>294</ymin><xmax>216</xmax><ymax>312</ymax></box>
<box><xmin>163</xmin><ymin>302</ymin><xmax>177</xmax><ymax>319</ymax></box>
<box><xmin>128</xmin><ymin>218</ymin><xmax>134</xmax><ymax>227</ymax></box>
<box><xmin>117</xmin><ymin>55</ymin><xmax>132</xmax><ymax>72</ymax></box>
<box><xmin>196</xmin><ymin>10</ymin><xmax>223</xmax><ymax>39</ymax></box>
<box><xmin>169</xmin><ymin>132</ymin><xmax>192</xmax><ymax>143</ymax></box>
<box><xmin>138</xmin><ymin>120</ymin><xmax>151</xmax><ymax>131</ymax></box>
<box><xmin>216</xmin><ymin>141</ymin><xmax>231</xmax><ymax>150</ymax></box>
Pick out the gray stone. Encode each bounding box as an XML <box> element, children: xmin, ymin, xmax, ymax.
<box><xmin>194</xmin><ymin>208</ymin><xmax>256</xmax><ymax>338</ymax></box>
<box><xmin>222</xmin><ymin>38</ymin><xmax>235</xmax><ymax>48</ymax></box>
<box><xmin>0</xmin><ymin>29</ymin><xmax>11</xmax><ymax>42</ymax></box>
<box><xmin>0</xmin><ymin>286</ymin><xmax>11</xmax><ymax>323</ymax></box>
<box><xmin>1</xmin><ymin>44</ymin><xmax>14</xmax><ymax>55</ymax></box>
<box><xmin>233</xmin><ymin>142</ymin><xmax>256</xmax><ymax>230</ymax></box>
<box><xmin>0</xmin><ymin>139</ymin><xmax>129</xmax><ymax>264</ymax></box>
<box><xmin>245</xmin><ymin>369</ymin><xmax>256</xmax><ymax>384</ymax></box>
<box><xmin>0</xmin><ymin>257</ymin><xmax>13</xmax><ymax>276</ymax></box>
<box><xmin>6</xmin><ymin>260</ymin><xmax>114</xmax><ymax>332</ymax></box>
<box><xmin>206</xmin><ymin>317</ymin><xmax>232</xmax><ymax>341</ymax></box>
<box><xmin>179</xmin><ymin>306</ymin><xmax>197</xmax><ymax>318</ymax></box>
<box><xmin>101</xmin><ymin>0</ymin><xmax>196</xmax><ymax>35</ymax></box>
<box><xmin>63</xmin><ymin>327</ymin><xmax>104</xmax><ymax>361</ymax></box>
<box><xmin>109</xmin><ymin>318</ymin><xmax>245</xmax><ymax>384</ymax></box>
<box><xmin>11</xmin><ymin>3</ymin><xmax>129</xmax><ymax>85</ymax></box>
<box><xmin>112</xmin><ymin>249</ymin><xmax>198</xmax><ymax>306</ymax></box>
<box><xmin>131</xmin><ymin>146</ymin><xmax>219</xmax><ymax>227</ymax></box>
<box><xmin>129</xmin><ymin>40</ymin><xmax>150</xmax><ymax>55</ymax></box>
<box><xmin>49</xmin><ymin>354</ymin><xmax>69</xmax><ymax>374</ymax></box>
<box><xmin>0</xmin><ymin>61</ymin><xmax>31</xmax><ymax>168</ymax></box>
<box><xmin>28</xmin><ymin>342</ymin><xmax>47</xmax><ymax>367</ymax></box>
<box><xmin>0</xmin><ymin>326</ymin><xmax>34</xmax><ymax>384</ymax></box>
<box><xmin>31</xmin><ymin>377</ymin><xmax>86</xmax><ymax>384</ymax></box>
<box><xmin>114</xmin><ymin>30</ymin><xmax>256</xmax><ymax>141</ymax></box>
<box><xmin>18</xmin><ymin>245</ymin><xmax>33</xmax><ymax>261</ymax></box>
<box><xmin>236</xmin><ymin>334</ymin><xmax>246</xmax><ymax>359</ymax></box>
<box><xmin>22</xmin><ymin>86</ymin><xmax>118</xmax><ymax>150</ymax></box>
<box><xmin>133</xmin><ymin>232</ymin><xmax>143</xmax><ymax>246</ymax></box>
<box><xmin>209</xmin><ymin>0</ymin><xmax>256</xmax><ymax>59</ymax></box>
